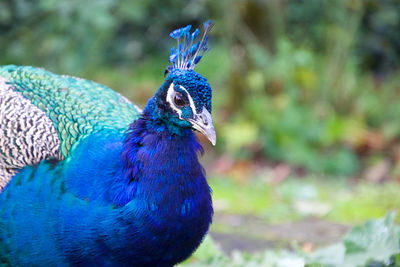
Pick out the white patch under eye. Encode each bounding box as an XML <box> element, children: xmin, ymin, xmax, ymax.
<box><xmin>166</xmin><ymin>83</ymin><xmax>197</xmax><ymax>118</ymax></box>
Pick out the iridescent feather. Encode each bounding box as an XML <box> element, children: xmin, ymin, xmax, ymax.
<box><xmin>168</xmin><ymin>19</ymin><xmax>214</xmax><ymax>71</ymax></box>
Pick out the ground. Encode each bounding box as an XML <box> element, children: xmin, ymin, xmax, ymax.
<box><xmin>211</xmin><ymin>213</ymin><xmax>349</xmax><ymax>254</ymax></box>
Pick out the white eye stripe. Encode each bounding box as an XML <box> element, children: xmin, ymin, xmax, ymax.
<box><xmin>166</xmin><ymin>83</ymin><xmax>197</xmax><ymax>118</ymax></box>
<box><xmin>177</xmin><ymin>85</ymin><xmax>197</xmax><ymax>115</ymax></box>
<box><xmin>166</xmin><ymin>83</ymin><xmax>182</xmax><ymax>117</ymax></box>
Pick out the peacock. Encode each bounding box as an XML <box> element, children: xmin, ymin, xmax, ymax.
<box><xmin>0</xmin><ymin>21</ymin><xmax>215</xmax><ymax>266</ymax></box>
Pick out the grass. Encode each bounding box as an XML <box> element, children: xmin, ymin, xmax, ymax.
<box><xmin>208</xmin><ymin>174</ymin><xmax>400</xmax><ymax>225</ymax></box>
<box><xmin>180</xmin><ymin>213</ymin><xmax>400</xmax><ymax>266</ymax></box>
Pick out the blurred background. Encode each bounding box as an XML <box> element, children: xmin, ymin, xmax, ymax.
<box><xmin>1</xmin><ymin>0</ymin><xmax>400</xmax><ymax>265</ymax></box>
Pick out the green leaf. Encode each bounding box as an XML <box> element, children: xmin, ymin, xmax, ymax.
<box><xmin>308</xmin><ymin>243</ymin><xmax>345</xmax><ymax>267</ymax></box>
<box><xmin>342</xmin><ymin>212</ymin><xmax>400</xmax><ymax>266</ymax></box>
<box><xmin>308</xmin><ymin>213</ymin><xmax>400</xmax><ymax>267</ymax></box>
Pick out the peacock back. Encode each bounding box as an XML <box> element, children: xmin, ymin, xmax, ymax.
<box><xmin>0</xmin><ymin>65</ymin><xmax>141</xmax><ymax>189</ymax></box>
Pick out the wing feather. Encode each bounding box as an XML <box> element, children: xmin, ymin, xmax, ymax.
<box><xmin>0</xmin><ymin>65</ymin><xmax>141</xmax><ymax>190</ymax></box>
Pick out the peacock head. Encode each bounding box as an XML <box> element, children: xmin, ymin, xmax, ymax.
<box><xmin>150</xmin><ymin>20</ymin><xmax>216</xmax><ymax>145</ymax></box>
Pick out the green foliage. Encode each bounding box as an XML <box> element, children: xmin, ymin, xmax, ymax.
<box><xmin>357</xmin><ymin>0</ymin><xmax>400</xmax><ymax>74</ymax></box>
<box><xmin>181</xmin><ymin>235</ymin><xmax>306</xmax><ymax>267</ymax></box>
<box><xmin>216</xmin><ymin>0</ymin><xmax>400</xmax><ymax>175</ymax></box>
<box><xmin>181</xmin><ymin>214</ymin><xmax>400</xmax><ymax>267</ymax></box>
<box><xmin>0</xmin><ymin>0</ymin><xmax>212</xmax><ymax>73</ymax></box>
<box><xmin>309</xmin><ymin>213</ymin><xmax>400</xmax><ymax>266</ymax></box>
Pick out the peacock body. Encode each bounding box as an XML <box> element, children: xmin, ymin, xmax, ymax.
<box><xmin>0</xmin><ymin>21</ymin><xmax>215</xmax><ymax>266</ymax></box>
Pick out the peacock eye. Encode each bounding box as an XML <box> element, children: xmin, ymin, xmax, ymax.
<box><xmin>173</xmin><ymin>94</ymin><xmax>186</xmax><ymax>108</ymax></box>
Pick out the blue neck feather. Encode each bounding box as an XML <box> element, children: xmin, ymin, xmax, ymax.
<box><xmin>115</xmin><ymin>91</ymin><xmax>203</xmax><ymax>203</ymax></box>
<box><xmin>100</xmin><ymin>90</ymin><xmax>213</xmax><ymax>264</ymax></box>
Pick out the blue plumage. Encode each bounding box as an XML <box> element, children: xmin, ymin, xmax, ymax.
<box><xmin>0</xmin><ymin>21</ymin><xmax>215</xmax><ymax>266</ymax></box>
<box><xmin>168</xmin><ymin>20</ymin><xmax>214</xmax><ymax>71</ymax></box>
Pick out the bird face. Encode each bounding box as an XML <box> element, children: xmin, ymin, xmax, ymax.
<box><xmin>159</xmin><ymin>69</ymin><xmax>216</xmax><ymax>145</ymax></box>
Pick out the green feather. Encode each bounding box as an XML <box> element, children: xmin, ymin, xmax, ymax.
<box><xmin>0</xmin><ymin>65</ymin><xmax>141</xmax><ymax>157</ymax></box>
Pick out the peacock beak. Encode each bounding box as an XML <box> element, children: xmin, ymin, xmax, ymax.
<box><xmin>188</xmin><ymin>107</ymin><xmax>216</xmax><ymax>146</ymax></box>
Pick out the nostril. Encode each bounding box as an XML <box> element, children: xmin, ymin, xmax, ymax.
<box><xmin>199</xmin><ymin>114</ymin><xmax>208</xmax><ymax>125</ymax></box>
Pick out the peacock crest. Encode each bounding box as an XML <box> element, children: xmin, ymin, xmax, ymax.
<box><xmin>167</xmin><ymin>19</ymin><xmax>214</xmax><ymax>72</ymax></box>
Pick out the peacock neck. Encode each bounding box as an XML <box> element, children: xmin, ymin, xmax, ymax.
<box><xmin>107</xmin><ymin>101</ymin><xmax>213</xmax><ymax>264</ymax></box>
<box><xmin>117</xmin><ymin>97</ymin><xmax>213</xmax><ymax>218</ymax></box>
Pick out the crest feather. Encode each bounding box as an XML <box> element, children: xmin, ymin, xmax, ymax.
<box><xmin>167</xmin><ymin>20</ymin><xmax>214</xmax><ymax>71</ymax></box>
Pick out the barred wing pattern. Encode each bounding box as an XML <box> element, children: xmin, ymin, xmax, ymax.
<box><xmin>0</xmin><ymin>66</ymin><xmax>142</xmax><ymax>190</ymax></box>
<box><xmin>0</xmin><ymin>77</ymin><xmax>61</xmax><ymax>189</ymax></box>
